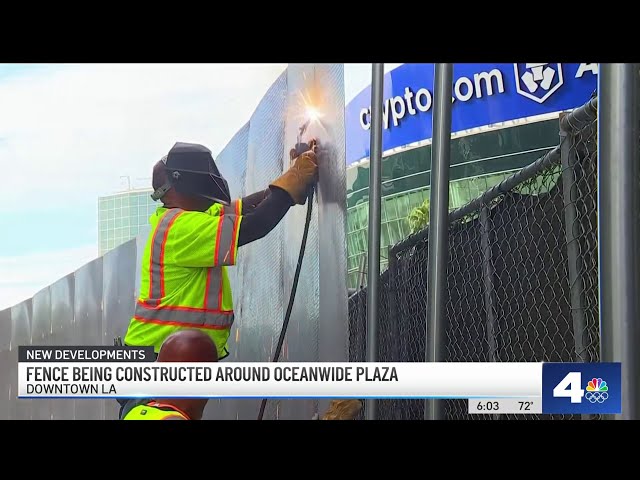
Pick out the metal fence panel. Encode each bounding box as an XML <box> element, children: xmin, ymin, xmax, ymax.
<box><xmin>31</xmin><ymin>287</ymin><xmax>51</xmax><ymax>346</ymax></box>
<box><xmin>50</xmin><ymin>274</ymin><xmax>76</xmax><ymax>420</ymax></box>
<box><xmin>51</xmin><ymin>274</ymin><xmax>75</xmax><ymax>348</ymax></box>
<box><xmin>31</xmin><ymin>287</ymin><xmax>52</xmax><ymax>419</ymax></box>
<box><xmin>227</xmin><ymin>71</ymin><xmax>287</xmax><ymax>421</ymax></box>
<box><xmin>443</xmin><ymin>157</ymin><xmax>579</xmax><ymax>420</ymax></box>
<box><xmin>102</xmin><ymin>239</ymin><xmax>137</xmax><ymax>346</ymax></box>
<box><xmin>74</xmin><ymin>258</ymin><xmax>104</xmax><ymax>346</ymax></box>
<box><xmin>0</xmin><ymin>309</ymin><xmax>12</xmax><ymax>419</ymax></box>
<box><xmin>102</xmin><ymin>239</ymin><xmax>137</xmax><ymax>419</ymax></box>
<box><xmin>279</xmin><ymin>64</ymin><xmax>321</xmax><ymax>420</ymax></box>
<box><xmin>0</xmin><ymin>349</ymin><xmax>10</xmax><ymax>420</ymax></box>
<box><xmin>560</xmin><ymin>100</ymin><xmax>600</xmax><ymax>364</ymax></box>
<box><xmin>0</xmin><ymin>308</ymin><xmax>10</xmax><ymax>351</ymax></box>
<box><xmin>10</xmin><ymin>299</ymin><xmax>32</xmax><ymax>419</ymax></box>
<box><xmin>348</xmin><ymin>96</ymin><xmax>602</xmax><ymax>421</ymax></box>
<box><xmin>73</xmin><ymin>257</ymin><xmax>104</xmax><ymax>420</ymax></box>
<box><xmin>315</xmin><ymin>63</ymin><xmax>349</xmax><ymax>417</ymax></box>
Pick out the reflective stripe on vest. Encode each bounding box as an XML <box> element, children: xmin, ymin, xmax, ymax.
<box><xmin>132</xmin><ymin>201</ymin><xmax>240</xmax><ymax>330</ymax></box>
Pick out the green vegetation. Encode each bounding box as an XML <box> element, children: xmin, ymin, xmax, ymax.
<box><xmin>408</xmin><ymin>198</ymin><xmax>430</xmax><ymax>234</ymax></box>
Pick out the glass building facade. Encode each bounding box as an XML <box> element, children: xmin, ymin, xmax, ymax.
<box><xmin>346</xmin><ymin>118</ymin><xmax>561</xmax><ymax>289</ymax></box>
<box><xmin>98</xmin><ymin>189</ymin><xmax>157</xmax><ymax>256</ymax></box>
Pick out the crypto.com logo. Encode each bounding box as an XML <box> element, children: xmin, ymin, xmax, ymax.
<box><xmin>513</xmin><ymin>63</ymin><xmax>564</xmax><ymax>104</ymax></box>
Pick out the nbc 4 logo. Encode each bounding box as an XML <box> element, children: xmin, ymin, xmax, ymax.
<box><xmin>553</xmin><ymin>372</ymin><xmax>609</xmax><ymax>404</ymax></box>
<box><xmin>514</xmin><ymin>63</ymin><xmax>564</xmax><ymax>104</ymax></box>
<box><xmin>543</xmin><ymin>363</ymin><xmax>620</xmax><ymax>414</ymax></box>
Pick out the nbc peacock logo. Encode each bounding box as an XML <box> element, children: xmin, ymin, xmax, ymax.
<box><xmin>585</xmin><ymin>378</ymin><xmax>609</xmax><ymax>404</ymax></box>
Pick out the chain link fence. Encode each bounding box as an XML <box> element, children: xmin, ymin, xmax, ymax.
<box><xmin>348</xmin><ymin>96</ymin><xmax>600</xmax><ymax>420</ymax></box>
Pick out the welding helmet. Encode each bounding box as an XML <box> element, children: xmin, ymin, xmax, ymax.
<box><xmin>151</xmin><ymin>142</ymin><xmax>231</xmax><ymax>206</ymax></box>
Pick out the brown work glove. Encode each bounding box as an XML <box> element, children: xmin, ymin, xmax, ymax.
<box><xmin>321</xmin><ymin>399</ymin><xmax>363</xmax><ymax>420</ymax></box>
<box><xmin>270</xmin><ymin>139</ymin><xmax>319</xmax><ymax>205</ymax></box>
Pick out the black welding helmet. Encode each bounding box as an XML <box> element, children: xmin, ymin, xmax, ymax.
<box><xmin>151</xmin><ymin>142</ymin><xmax>231</xmax><ymax>206</ymax></box>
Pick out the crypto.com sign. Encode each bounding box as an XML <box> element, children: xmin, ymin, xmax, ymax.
<box><xmin>345</xmin><ymin>63</ymin><xmax>598</xmax><ymax>165</ymax></box>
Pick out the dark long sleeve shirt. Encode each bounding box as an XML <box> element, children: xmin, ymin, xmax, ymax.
<box><xmin>237</xmin><ymin>186</ymin><xmax>293</xmax><ymax>247</ymax></box>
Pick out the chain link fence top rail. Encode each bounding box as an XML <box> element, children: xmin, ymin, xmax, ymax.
<box><xmin>348</xmin><ymin>96</ymin><xmax>599</xmax><ymax>420</ymax></box>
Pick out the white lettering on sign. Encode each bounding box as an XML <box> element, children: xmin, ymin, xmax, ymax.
<box><xmin>473</xmin><ymin>69</ymin><xmax>505</xmax><ymax>98</ymax></box>
<box><xmin>359</xmin><ymin>108</ymin><xmax>370</xmax><ymax>131</ymax></box>
<box><xmin>404</xmin><ymin>87</ymin><xmax>417</xmax><ymax>115</ymax></box>
<box><xmin>389</xmin><ymin>96</ymin><xmax>405</xmax><ymax>126</ymax></box>
<box><xmin>414</xmin><ymin>88</ymin><xmax>432</xmax><ymax>112</ymax></box>
<box><xmin>358</xmin><ymin>68</ymin><xmax>503</xmax><ymax>130</ymax></box>
<box><xmin>382</xmin><ymin>98</ymin><xmax>390</xmax><ymax>129</ymax></box>
<box><xmin>454</xmin><ymin>76</ymin><xmax>474</xmax><ymax>102</ymax></box>
<box><xmin>575</xmin><ymin>63</ymin><xmax>598</xmax><ymax>78</ymax></box>
<box><xmin>357</xmin><ymin>63</ymin><xmax>597</xmax><ymax>131</ymax></box>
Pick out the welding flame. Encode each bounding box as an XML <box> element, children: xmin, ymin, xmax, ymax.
<box><xmin>292</xmin><ymin>82</ymin><xmax>331</xmax><ymax>142</ymax></box>
<box><xmin>305</xmin><ymin>106</ymin><xmax>322</xmax><ymax>123</ymax></box>
<box><xmin>293</xmin><ymin>86</ymin><xmax>325</xmax><ymax>126</ymax></box>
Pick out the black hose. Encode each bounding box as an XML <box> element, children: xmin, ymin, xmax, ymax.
<box><xmin>257</xmin><ymin>188</ymin><xmax>314</xmax><ymax>420</ymax></box>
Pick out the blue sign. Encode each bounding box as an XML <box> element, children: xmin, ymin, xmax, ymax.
<box><xmin>345</xmin><ymin>63</ymin><xmax>599</xmax><ymax>165</ymax></box>
<box><xmin>542</xmin><ymin>362</ymin><xmax>621</xmax><ymax>415</ymax></box>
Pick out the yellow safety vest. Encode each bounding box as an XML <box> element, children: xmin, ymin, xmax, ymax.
<box><xmin>123</xmin><ymin>401</ymin><xmax>190</xmax><ymax>420</ymax></box>
<box><xmin>123</xmin><ymin>200</ymin><xmax>242</xmax><ymax>359</ymax></box>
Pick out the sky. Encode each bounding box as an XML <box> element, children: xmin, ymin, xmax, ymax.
<box><xmin>0</xmin><ymin>63</ymin><xmax>402</xmax><ymax>311</ymax></box>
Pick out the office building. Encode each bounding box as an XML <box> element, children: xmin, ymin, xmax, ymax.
<box><xmin>98</xmin><ymin>188</ymin><xmax>156</xmax><ymax>256</ymax></box>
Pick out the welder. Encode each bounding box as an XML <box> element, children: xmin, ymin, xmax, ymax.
<box><xmin>121</xmin><ymin>140</ymin><xmax>319</xmax><ymax>361</ymax></box>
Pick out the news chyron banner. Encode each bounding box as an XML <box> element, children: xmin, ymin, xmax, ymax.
<box><xmin>18</xmin><ymin>346</ymin><xmax>621</xmax><ymax>416</ymax></box>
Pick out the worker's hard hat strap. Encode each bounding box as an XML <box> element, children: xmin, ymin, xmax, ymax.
<box><xmin>151</xmin><ymin>181</ymin><xmax>172</xmax><ymax>201</ymax></box>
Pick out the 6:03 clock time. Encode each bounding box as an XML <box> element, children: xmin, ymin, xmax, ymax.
<box><xmin>474</xmin><ymin>400</ymin><xmax>500</xmax><ymax>411</ymax></box>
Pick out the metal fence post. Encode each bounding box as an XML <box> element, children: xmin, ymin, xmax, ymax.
<box><xmin>559</xmin><ymin>124</ymin><xmax>589</xmax><ymax>363</ymax></box>
<box><xmin>479</xmin><ymin>205</ymin><xmax>500</xmax><ymax>420</ymax></box>
<box><xmin>366</xmin><ymin>63</ymin><xmax>384</xmax><ymax>421</ymax></box>
<box><xmin>387</xmin><ymin>245</ymin><xmax>401</xmax><ymax>420</ymax></box>
<box><xmin>598</xmin><ymin>63</ymin><xmax>640</xmax><ymax>420</ymax></box>
<box><xmin>560</xmin><ymin>118</ymin><xmax>593</xmax><ymax>421</ymax></box>
<box><xmin>479</xmin><ymin>205</ymin><xmax>498</xmax><ymax>364</ymax></box>
<box><xmin>388</xmin><ymin>246</ymin><xmax>400</xmax><ymax>365</ymax></box>
<box><xmin>425</xmin><ymin>63</ymin><xmax>453</xmax><ymax>421</ymax></box>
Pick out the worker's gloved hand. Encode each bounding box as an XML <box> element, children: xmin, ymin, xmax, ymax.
<box><xmin>290</xmin><ymin>138</ymin><xmax>318</xmax><ymax>159</ymax></box>
<box><xmin>270</xmin><ymin>138</ymin><xmax>319</xmax><ymax>205</ymax></box>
